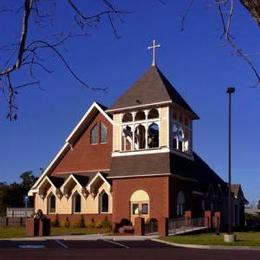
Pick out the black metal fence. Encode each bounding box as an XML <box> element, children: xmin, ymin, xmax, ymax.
<box><xmin>168</xmin><ymin>217</ymin><xmax>205</xmax><ymax>235</ymax></box>
<box><xmin>144</xmin><ymin>220</ymin><xmax>158</xmax><ymax>235</ymax></box>
<box><xmin>0</xmin><ymin>217</ymin><xmax>26</xmax><ymax>227</ymax></box>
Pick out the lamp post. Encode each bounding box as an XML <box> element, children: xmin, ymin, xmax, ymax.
<box><xmin>224</xmin><ymin>87</ymin><xmax>236</xmax><ymax>243</ymax></box>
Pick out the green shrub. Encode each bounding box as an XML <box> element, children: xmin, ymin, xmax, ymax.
<box><xmin>95</xmin><ymin>221</ymin><xmax>102</xmax><ymax>229</ymax></box>
<box><xmin>79</xmin><ymin>215</ymin><xmax>86</xmax><ymax>228</ymax></box>
<box><xmin>86</xmin><ymin>218</ymin><xmax>96</xmax><ymax>228</ymax></box>
<box><xmin>101</xmin><ymin>216</ymin><xmax>111</xmax><ymax>229</ymax></box>
<box><xmin>60</xmin><ymin>217</ymin><xmax>70</xmax><ymax>228</ymax></box>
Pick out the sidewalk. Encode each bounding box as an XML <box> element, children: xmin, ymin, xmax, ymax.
<box><xmin>153</xmin><ymin>238</ymin><xmax>260</xmax><ymax>251</ymax></box>
<box><xmin>0</xmin><ymin>233</ymin><xmax>158</xmax><ymax>241</ymax></box>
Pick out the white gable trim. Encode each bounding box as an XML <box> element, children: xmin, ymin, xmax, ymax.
<box><xmin>28</xmin><ymin>143</ymin><xmax>70</xmax><ymax>196</ymax></box>
<box><xmin>66</xmin><ymin>102</ymin><xmax>113</xmax><ymax>143</ymax></box>
<box><xmin>37</xmin><ymin>176</ymin><xmax>58</xmax><ymax>195</ymax></box>
<box><xmin>60</xmin><ymin>174</ymin><xmax>83</xmax><ymax>193</ymax></box>
<box><xmin>86</xmin><ymin>172</ymin><xmax>111</xmax><ymax>192</ymax></box>
<box><xmin>29</xmin><ymin>102</ymin><xmax>112</xmax><ymax>196</ymax></box>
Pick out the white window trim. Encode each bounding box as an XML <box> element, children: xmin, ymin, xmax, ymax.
<box><xmin>72</xmin><ymin>192</ymin><xmax>82</xmax><ymax>214</ymax></box>
<box><xmin>99</xmin><ymin>191</ymin><xmax>109</xmax><ymax>214</ymax></box>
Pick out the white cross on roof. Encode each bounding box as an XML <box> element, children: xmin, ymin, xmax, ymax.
<box><xmin>148</xmin><ymin>40</ymin><xmax>161</xmax><ymax>66</ymax></box>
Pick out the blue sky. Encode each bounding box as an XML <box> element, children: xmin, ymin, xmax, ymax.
<box><xmin>0</xmin><ymin>1</ymin><xmax>259</xmax><ymax>203</ymax></box>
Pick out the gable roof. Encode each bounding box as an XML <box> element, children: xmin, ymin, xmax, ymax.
<box><xmin>28</xmin><ymin>102</ymin><xmax>112</xmax><ymax>196</ymax></box>
<box><xmin>231</xmin><ymin>184</ymin><xmax>248</xmax><ymax>203</ymax></box>
<box><xmin>108</xmin><ymin>66</ymin><xmax>199</xmax><ymax>119</ymax></box>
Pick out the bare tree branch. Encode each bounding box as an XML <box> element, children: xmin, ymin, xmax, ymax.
<box><xmin>217</xmin><ymin>0</ymin><xmax>260</xmax><ymax>86</ymax></box>
<box><xmin>0</xmin><ymin>0</ymin><xmax>124</xmax><ymax>121</ymax></box>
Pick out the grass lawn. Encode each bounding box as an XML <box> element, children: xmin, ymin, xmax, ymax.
<box><xmin>0</xmin><ymin>226</ymin><xmax>111</xmax><ymax>239</ymax></box>
<box><xmin>0</xmin><ymin>227</ymin><xmax>26</xmax><ymax>239</ymax></box>
<box><xmin>161</xmin><ymin>232</ymin><xmax>260</xmax><ymax>247</ymax></box>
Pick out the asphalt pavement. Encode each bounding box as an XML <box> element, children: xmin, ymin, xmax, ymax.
<box><xmin>0</xmin><ymin>239</ymin><xmax>259</xmax><ymax>260</ymax></box>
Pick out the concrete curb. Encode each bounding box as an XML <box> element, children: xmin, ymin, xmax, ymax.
<box><xmin>0</xmin><ymin>234</ymin><xmax>157</xmax><ymax>242</ymax></box>
<box><xmin>152</xmin><ymin>238</ymin><xmax>260</xmax><ymax>251</ymax></box>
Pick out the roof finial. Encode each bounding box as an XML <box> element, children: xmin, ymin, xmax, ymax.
<box><xmin>148</xmin><ymin>40</ymin><xmax>160</xmax><ymax>66</ymax></box>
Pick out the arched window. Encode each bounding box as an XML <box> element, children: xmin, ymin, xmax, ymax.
<box><xmin>72</xmin><ymin>192</ymin><xmax>81</xmax><ymax>213</ymax></box>
<box><xmin>100</xmin><ymin>191</ymin><xmax>109</xmax><ymax>213</ymax></box>
<box><xmin>172</xmin><ymin>124</ymin><xmax>185</xmax><ymax>152</ymax></box>
<box><xmin>122</xmin><ymin>113</ymin><xmax>133</xmax><ymax>123</ymax></box>
<box><xmin>148</xmin><ymin>123</ymin><xmax>159</xmax><ymax>148</ymax></box>
<box><xmin>90</xmin><ymin>123</ymin><xmax>98</xmax><ymax>144</ymax></box>
<box><xmin>122</xmin><ymin>125</ymin><xmax>133</xmax><ymax>151</ymax></box>
<box><xmin>177</xmin><ymin>191</ymin><xmax>185</xmax><ymax>217</ymax></box>
<box><xmin>48</xmin><ymin>193</ymin><xmax>56</xmax><ymax>213</ymax></box>
<box><xmin>135</xmin><ymin>111</ymin><xmax>146</xmax><ymax>121</ymax></box>
<box><xmin>134</xmin><ymin>124</ymin><xmax>146</xmax><ymax>149</ymax></box>
<box><xmin>130</xmin><ymin>190</ymin><xmax>149</xmax><ymax>218</ymax></box>
<box><xmin>148</xmin><ymin>109</ymin><xmax>159</xmax><ymax>119</ymax></box>
<box><xmin>100</xmin><ymin>123</ymin><xmax>107</xmax><ymax>143</ymax></box>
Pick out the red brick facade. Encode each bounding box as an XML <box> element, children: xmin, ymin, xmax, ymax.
<box><xmin>112</xmin><ymin>176</ymin><xmax>170</xmax><ymax>223</ymax></box>
<box><xmin>47</xmin><ymin>213</ymin><xmax>112</xmax><ymax>224</ymax></box>
<box><xmin>52</xmin><ymin>112</ymin><xmax>112</xmax><ymax>175</ymax></box>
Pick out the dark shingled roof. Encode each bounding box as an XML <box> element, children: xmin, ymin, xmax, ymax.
<box><xmin>110</xmin><ymin>152</ymin><xmax>226</xmax><ymax>193</ymax></box>
<box><xmin>110</xmin><ymin>153</ymin><xmax>171</xmax><ymax>177</ymax></box>
<box><xmin>48</xmin><ymin>176</ymin><xmax>65</xmax><ymax>188</ymax></box>
<box><xmin>72</xmin><ymin>174</ymin><xmax>91</xmax><ymax>187</ymax></box>
<box><xmin>109</xmin><ymin>66</ymin><xmax>199</xmax><ymax>119</ymax></box>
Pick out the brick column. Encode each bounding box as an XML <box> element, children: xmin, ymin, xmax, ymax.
<box><xmin>158</xmin><ymin>217</ymin><xmax>168</xmax><ymax>237</ymax></box>
<box><xmin>214</xmin><ymin>211</ymin><xmax>221</xmax><ymax>232</ymax></box>
<box><xmin>184</xmin><ymin>211</ymin><xmax>192</xmax><ymax>227</ymax></box>
<box><xmin>134</xmin><ymin>217</ymin><xmax>144</xmax><ymax>236</ymax></box>
<box><xmin>39</xmin><ymin>218</ymin><xmax>51</xmax><ymax>236</ymax></box>
<box><xmin>204</xmin><ymin>211</ymin><xmax>212</xmax><ymax>229</ymax></box>
<box><xmin>26</xmin><ymin>218</ymin><xmax>39</xmax><ymax>237</ymax></box>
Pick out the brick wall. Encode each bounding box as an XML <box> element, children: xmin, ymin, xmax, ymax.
<box><xmin>112</xmin><ymin>176</ymin><xmax>169</xmax><ymax>224</ymax></box>
<box><xmin>52</xmin><ymin>112</ymin><xmax>112</xmax><ymax>174</ymax></box>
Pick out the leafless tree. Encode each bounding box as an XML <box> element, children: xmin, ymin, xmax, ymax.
<box><xmin>0</xmin><ymin>0</ymin><xmax>126</xmax><ymax>121</ymax></box>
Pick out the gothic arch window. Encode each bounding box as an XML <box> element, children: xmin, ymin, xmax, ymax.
<box><xmin>122</xmin><ymin>113</ymin><xmax>133</xmax><ymax>123</ymax></box>
<box><xmin>148</xmin><ymin>109</ymin><xmax>159</xmax><ymax>119</ymax></box>
<box><xmin>148</xmin><ymin>123</ymin><xmax>159</xmax><ymax>148</ymax></box>
<box><xmin>172</xmin><ymin>124</ymin><xmax>186</xmax><ymax>152</ymax></box>
<box><xmin>90</xmin><ymin>123</ymin><xmax>99</xmax><ymax>144</ymax></box>
<box><xmin>100</xmin><ymin>123</ymin><xmax>107</xmax><ymax>143</ymax></box>
<box><xmin>122</xmin><ymin>125</ymin><xmax>133</xmax><ymax>151</ymax></box>
<box><xmin>177</xmin><ymin>191</ymin><xmax>185</xmax><ymax>217</ymax></box>
<box><xmin>99</xmin><ymin>191</ymin><xmax>109</xmax><ymax>213</ymax></box>
<box><xmin>172</xmin><ymin>111</ymin><xmax>192</xmax><ymax>154</ymax></box>
<box><xmin>72</xmin><ymin>192</ymin><xmax>81</xmax><ymax>213</ymax></box>
<box><xmin>47</xmin><ymin>193</ymin><xmax>56</xmax><ymax>214</ymax></box>
<box><xmin>135</xmin><ymin>111</ymin><xmax>146</xmax><ymax>121</ymax></box>
<box><xmin>134</xmin><ymin>124</ymin><xmax>146</xmax><ymax>149</ymax></box>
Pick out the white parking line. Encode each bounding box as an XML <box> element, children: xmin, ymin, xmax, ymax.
<box><xmin>18</xmin><ymin>245</ymin><xmax>46</xmax><ymax>249</ymax></box>
<box><xmin>55</xmin><ymin>240</ymin><xmax>68</xmax><ymax>249</ymax></box>
<box><xmin>103</xmin><ymin>239</ymin><xmax>130</xmax><ymax>249</ymax></box>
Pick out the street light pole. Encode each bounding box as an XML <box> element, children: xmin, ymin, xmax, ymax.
<box><xmin>226</xmin><ymin>87</ymin><xmax>235</xmax><ymax>235</ymax></box>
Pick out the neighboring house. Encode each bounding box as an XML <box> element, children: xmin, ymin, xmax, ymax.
<box><xmin>231</xmin><ymin>184</ymin><xmax>248</xmax><ymax>227</ymax></box>
<box><xmin>28</xmin><ymin>64</ymin><xmax>247</xmax><ymax>228</ymax></box>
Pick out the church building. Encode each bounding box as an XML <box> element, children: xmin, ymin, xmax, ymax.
<box><xmin>28</xmin><ymin>42</ymin><xmax>246</xmax><ymax>230</ymax></box>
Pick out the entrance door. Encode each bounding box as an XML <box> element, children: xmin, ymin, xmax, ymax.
<box><xmin>130</xmin><ymin>190</ymin><xmax>150</xmax><ymax>224</ymax></box>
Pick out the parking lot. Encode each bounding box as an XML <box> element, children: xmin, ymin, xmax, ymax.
<box><xmin>0</xmin><ymin>239</ymin><xmax>259</xmax><ymax>260</ymax></box>
<box><xmin>0</xmin><ymin>239</ymin><xmax>171</xmax><ymax>250</ymax></box>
